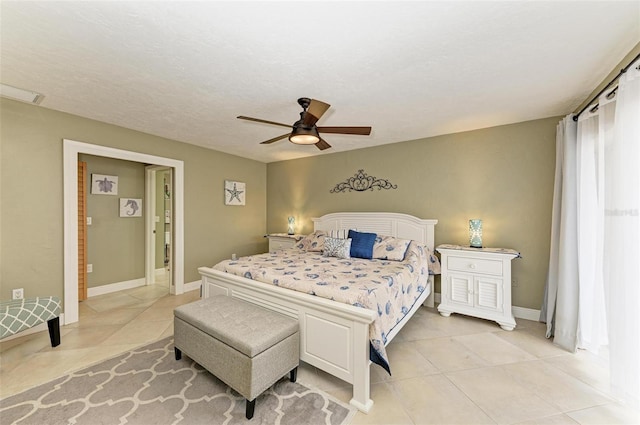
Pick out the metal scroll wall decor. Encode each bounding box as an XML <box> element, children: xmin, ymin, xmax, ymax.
<box><xmin>330</xmin><ymin>169</ymin><xmax>398</xmax><ymax>193</ymax></box>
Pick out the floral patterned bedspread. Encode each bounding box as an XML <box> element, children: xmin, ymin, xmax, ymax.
<box><xmin>212</xmin><ymin>242</ymin><xmax>441</xmax><ymax>373</ymax></box>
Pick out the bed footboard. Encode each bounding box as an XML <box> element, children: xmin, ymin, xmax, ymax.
<box><xmin>198</xmin><ymin>266</ymin><xmax>376</xmax><ymax>413</ymax></box>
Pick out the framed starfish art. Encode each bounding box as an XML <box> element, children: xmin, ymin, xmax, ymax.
<box><xmin>224</xmin><ymin>180</ymin><xmax>245</xmax><ymax>206</ymax></box>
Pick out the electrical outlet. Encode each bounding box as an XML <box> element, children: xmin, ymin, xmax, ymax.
<box><xmin>86</xmin><ymin>217</ymin><xmax>92</xmax><ymax>225</ymax></box>
<box><xmin>87</xmin><ymin>264</ymin><xmax>93</xmax><ymax>273</ymax></box>
<box><xmin>512</xmin><ymin>279</ymin><xmax>518</xmax><ymax>287</ymax></box>
<box><xmin>12</xmin><ymin>288</ymin><xmax>24</xmax><ymax>300</ymax></box>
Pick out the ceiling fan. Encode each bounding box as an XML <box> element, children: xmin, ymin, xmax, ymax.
<box><xmin>237</xmin><ymin>97</ymin><xmax>372</xmax><ymax>151</ymax></box>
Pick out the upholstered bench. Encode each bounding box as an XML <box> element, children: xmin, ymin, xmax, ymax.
<box><xmin>173</xmin><ymin>296</ymin><xmax>299</xmax><ymax>419</ymax></box>
<box><xmin>0</xmin><ymin>296</ymin><xmax>61</xmax><ymax>347</ymax></box>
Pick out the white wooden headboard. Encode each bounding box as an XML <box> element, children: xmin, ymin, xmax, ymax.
<box><xmin>312</xmin><ymin>212</ymin><xmax>437</xmax><ymax>250</ymax></box>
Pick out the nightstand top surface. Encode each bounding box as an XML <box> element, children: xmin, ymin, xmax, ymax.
<box><xmin>436</xmin><ymin>244</ymin><xmax>520</xmax><ymax>258</ymax></box>
<box><xmin>266</xmin><ymin>233</ymin><xmax>304</xmax><ymax>240</ymax></box>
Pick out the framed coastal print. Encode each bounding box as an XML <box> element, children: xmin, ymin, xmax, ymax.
<box><xmin>91</xmin><ymin>174</ymin><xmax>118</xmax><ymax>195</ymax></box>
<box><xmin>119</xmin><ymin>198</ymin><xmax>142</xmax><ymax>217</ymax></box>
<box><xmin>224</xmin><ymin>180</ymin><xmax>245</xmax><ymax>206</ymax></box>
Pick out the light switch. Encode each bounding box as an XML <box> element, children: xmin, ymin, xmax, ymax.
<box><xmin>86</xmin><ymin>217</ymin><xmax>92</xmax><ymax>225</ymax></box>
<box><xmin>155</xmin><ymin>216</ymin><xmax>160</xmax><ymax>223</ymax></box>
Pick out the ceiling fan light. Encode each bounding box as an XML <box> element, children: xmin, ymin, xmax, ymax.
<box><xmin>289</xmin><ymin>127</ymin><xmax>320</xmax><ymax>145</ymax></box>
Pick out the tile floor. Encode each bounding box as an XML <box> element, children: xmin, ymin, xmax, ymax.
<box><xmin>1</xmin><ymin>287</ymin><xmax>638</xmax><ymax>424</ymax></box>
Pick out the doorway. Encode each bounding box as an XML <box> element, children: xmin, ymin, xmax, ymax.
<box><xmin>63</xmin><ymin>139</ymin><xmax>185</xmax><ymax>325</ymax></box>
<box><xmin>146</xmin><ymin>166</ymin><xmax>173</xmax><ymax>290</ymax></box>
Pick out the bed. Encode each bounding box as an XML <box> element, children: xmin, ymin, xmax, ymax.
<box><xmin>198</xmin><ymin>212</ymin><xmax>438</xmax><ymax>413</ymax></box>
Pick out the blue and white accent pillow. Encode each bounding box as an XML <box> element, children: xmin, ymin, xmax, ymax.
<box><xmin>348</xmin><ymin>229</ymin><xmax>377</xmax><ymax>259</ymax></box>
<box><xmin>372</xmin><ymin>235</ymin><xmax>412</xmax><ymax>261</ymax></box>
<box><xmin>323</xmin><ymin>237</ymin><xmax>352</xmax><ymax>259</ymax></box>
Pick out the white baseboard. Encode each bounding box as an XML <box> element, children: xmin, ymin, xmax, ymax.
<box><xmin>1</xmin><ymin>313</ymin><xmax>66</xmax><ymax>342</ymax></box>
<box><xmin>183</xmin><ymin>280</ymin><xmax>201</xmax><ymax>294</ymax></box>
<box><xmin>87</xmin><ymin>278</ymin><xmax>146</xmax><ymax>297</ymax></box>
<box><xmin>433</xmin><ymin>292</ymin><xmax>541</xmax><ymax>321</ymax></box>
<box><xmin>511</xmin><ymin>306</ymin><xmax>541</xmax><ymax>321</ymax></box>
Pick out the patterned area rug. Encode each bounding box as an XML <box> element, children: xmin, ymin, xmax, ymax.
<box><xmin>0</xmin><ymin>337</ymin><xmax>356</xmax><ymax>424</ymax></box>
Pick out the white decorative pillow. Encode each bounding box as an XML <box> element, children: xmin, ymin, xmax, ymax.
<box><xmin>372</xmin><ymin>235</ymin><xmax>412</xmax><ymax>261</ymax></box>
<box><xmin>329</xmin><ymin>229</ymin><xmax>353</xmax><ymax>239</ymax></box>
<box><xmin>295</xmin><ymin>231</ymin><xmax>326</xmax><ymax>252</ymax></box>
<box><xmin>323</xmin><ymin>237</ymin><xmax>352</xmax><ymax>259</ymax></box>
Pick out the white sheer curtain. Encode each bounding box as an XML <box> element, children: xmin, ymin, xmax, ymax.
<box><xmin>605</xmin><ymin>59</ymin><xmax>640</xmax><ymax>408</ymax></box>
<box><xmin>542</xmin><ymin>57</ymin><xmax>640</xmax><ymax>408</ymax></box>
<box><xmin>575</xmin><ymin>94</ymin><xmax>610</xmax><ymax>353</ymax></box>
<box><xmin>541</xmin><ymin>116</ymin><xmax>579</xmax><ymax>352</ymax></box>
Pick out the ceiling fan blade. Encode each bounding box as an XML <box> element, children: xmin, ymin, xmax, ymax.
<box><xmin>315</xmin><ymin>138</ymin><xmax>332</xmax><ymax>150</ymax></box>
<box><xmin>317</xmin><ymin>126</ymin><xmax>372</xmax><ymax>135</ymax></box>
<box><xmin>260</xmin><ymin>133</ymin><xmax>290</xmax><ymax>145</ymax></box>
<box><xmin>237</xmin><ymin>116</ymin><xmax>292</xmax><ymax>129</ymax></box>
<box><xmin>307</xmin><ymin>99</ymin><xmax>330</xmax><ymax>120</ymax></box>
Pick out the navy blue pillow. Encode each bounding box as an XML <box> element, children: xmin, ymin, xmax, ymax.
<box><xmin>348</xmin><ymin>229</ymin><xmax>377</xmax><ymax>259</ymax></box>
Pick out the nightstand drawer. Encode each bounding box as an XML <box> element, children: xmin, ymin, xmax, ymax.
<box><xmin>270</xmin><ymin>239</ymin><xmax>294</xmax><ymax>251</ymax></box>
<box><xmin>447</xmin><ymin>256</ymin><xmax>503</xmax><ymax>276</ymax></box>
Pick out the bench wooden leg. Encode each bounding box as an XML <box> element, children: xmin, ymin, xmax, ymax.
<box><xmin>175</xmin><ymin>347</ymin><xmax>182</xmax><ymax>360</ymax></box>
<box><xmin>289</xmin><ymin>367</ymin><xmax>297</xmax><ymax>383</ymax></box>
<box><xmin>246</xmin><ymin>398</ymin><xmax>255</xmax><ymax>419</ymax></box>
<box><xmin>47</xmin><ymin>317</ymin><xmax>60</xmax><ymax>347</ymax></box>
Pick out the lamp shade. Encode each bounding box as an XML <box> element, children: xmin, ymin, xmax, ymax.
<box><xmin>289</xmin><ymin>126</ymin><xmax>320</xmax><ymax>145</ymax></box>
<box><xmin>469</xmin><ymin>219</ymin><xmax>483</xmax><ymax>248</ymax></box>
<box><xmin>287</xmin><ymin>216</ymin><xmax>295</xmax><ymax>235</ymax></box>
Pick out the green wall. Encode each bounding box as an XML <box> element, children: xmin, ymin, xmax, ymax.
<box><xmin>79</xmin><ymin>154</ymin><xmax>146</xmax><ymax>288</ymax></box>
<box><xmin>267</xmin><ymin>117</ymin><xmax>560</xmax><ymax>310</ymax></box>
<box><xmin>0</xmin><ymin>98</ymin><xmax>267</xmax><ymax>303</ymax></box>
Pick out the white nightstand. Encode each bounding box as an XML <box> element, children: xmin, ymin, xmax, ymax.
<box><xmin>266</xmin><ymin>233</ymin><xmax>303</xmax><ymax>253</ymax></box>
<box><xmin>436</xmin><ymin>244</ymin><xmax>520</xmax><ymax>330</ymax></box>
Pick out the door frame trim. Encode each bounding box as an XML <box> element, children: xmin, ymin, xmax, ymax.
<box><xmin>145</xmin><ymin>166</ymin><xmax>173</xmax><ymax>291</ymax></box>
<box><xmin>63</xmin><ymin>139</ymin><xmax>185</xmax><ymax>324</ymax></box>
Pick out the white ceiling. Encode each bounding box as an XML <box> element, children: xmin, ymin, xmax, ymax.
<box><xmin>1</xmin><ymin>1</ymin><xmax>639</xmax><ymax>163</ymax></box>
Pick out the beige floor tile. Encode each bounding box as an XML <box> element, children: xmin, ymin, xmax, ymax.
<box><xmin>75</xmin><ymin>343</ymin><xmax>142</xmax><ymax>370</ymax></box>
<box><xmin>295</xmin><ymin>361</ymin><xmax>352</xmax><ymax>393</ymax></box>
<box><xmin>453</xmin><ymin>332</ymin><xmax>537</xmax><ymax>365</ymax></box>
<box><xmin>150</xmin><ymin>290</ymin><xmax>200</xmax><ymax>308</ymax></box>
<box><xmin>399</xmin><ymin>308</ymin><xmax>500</xmax><ymax>341</ymax></box>
<box><xmin>123</xmin><ymin>284</ymin><xmax>170</xmax><ymax>300</ymax></box>
<box><xmin>82</xmin><ymin>292</ymin><xmax>145</xmax><ymax>312</ymax></box>
<box><xmin>390</xmin><ymin>374</ymin><xmax>496</xmax><ymax>424</ymax></box>
<box><xmin>1</xmin><ymin>329</ymin><xmax>56</xmax><ymax>357</ymax></box>
<box><xmin>501</xmin><ymin>360</ymin><xmax>612</xmax><ymax>412</ymax></box>
<box><xmin>515</xmin><ymin>318</ymin><xmax>549</xmax><ymax>334</ymax></box>
<box><xmin>330</xmin><ymin>382</ymin><xmax>415</xmax><ymax>425</ymax></box>
<box><xmin>99</xmin><ymin>319</ymin><xmax>172</xmax><ymax>346</ymax></box>
<box><xmin>292</xmin><ymin>360</ymin><xmax>320</xmax><ymax>387</ymax></box>
<box><xmin>134</xmin><ymin>304</ymin><xmax>180</xmax><ymax>322</ymax></box>
<box><xmin>566</xmin><ymin>402</ymin><xmax>640</xmax><ymax>424</ymax></box>
<box><xmin>514</xmin><ymin>413</ymin><xmax>580</xmax><ymax>425</ymax></box>
<box><xmin>494</xmin><ymin>328</ymin><xmax>568</xmax><ymax>358</ymax></box>
<box><xmin>544</xmin><ymin>352</ymin><xmax>612</xmax><ymax>396</ymax></box>
<box><xmin>44</xmin><ymin>324</ymin><xmax>123</xmax><ymax>351</ymax></box>
<box><xmin>413</xmin><ymin>336</ymin><xmax>489</xmax><ymax>372</ymax></box>
<box><xmin>371</xmin><ymin>340</ymin><xmax>440</xmax><ymax>383</ymax></box>
<box><xmin>446</xmin><ymin>366</ymin><xmax>561</xmax><ymax>424</ymax></box>
<box><xmin>76</xmin><ymin>306</ymin><xmax>146</xmax><ymax>327</ymax></box>
<box><xmin>0</xmin><ymin>347</ymin><xmax>95</xmax><ymax>398</ymax></box>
